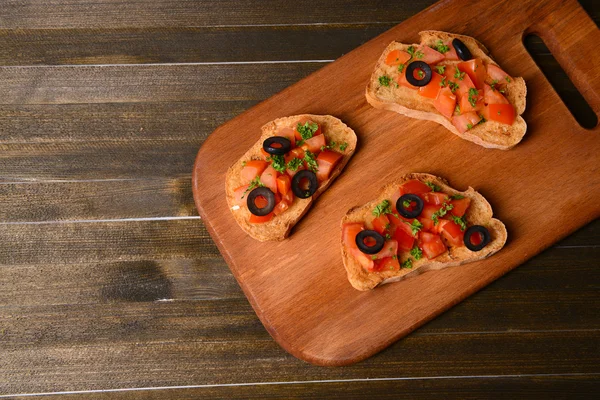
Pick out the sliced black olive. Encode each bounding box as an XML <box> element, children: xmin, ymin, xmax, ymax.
<box><xmin>464</xmin><ymin>225</ymin><xmax>491</xmax><ymax>251</ymax></box>
<box><xmin>247</xmin><ymin>187</ymin><xmax>275</xmax><ymax>216</ymax></box>
<box><xmin>396</xmin><ymin>194</ymin><xmax>424</xmax><ymax>219</ymax></box>
<box><xmin>452</xmin><ymin>38</ymin><xmax>472</xmax><ymax>61</ymax></box>
<box><xmin>356</xmin><ymin>230</ymin><xmax>385</xmax><ymax>255</ymax></box>
<box><xmin>291</xmin><ymin>170</ymin><xmax>318</xmax><ymax>199</ymax></box>
<box><xmin>263</xmin><ymin>136</ymin><xmax>292</xmax><ymax>156</ymax></box>
<box><xmin>405</xmin><ymin>61</ymin><xmax>432</xmax><ymax>87</ymax></box>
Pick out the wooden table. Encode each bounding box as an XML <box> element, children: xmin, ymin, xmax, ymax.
<box><xmin>1</xmin><ymin>0</ymin><xmax>598</xmax><ymax>397</ymax></box>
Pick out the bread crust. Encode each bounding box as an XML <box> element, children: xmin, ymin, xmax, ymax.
<box><xmin>226</xmin><ymin>114</ymin><xmax>357</xmax><ymax>241</ymax></box>
<box><xmin>341</xmin><ymin>173</ymin><xmax>507</xmax><ymax>291</ymax></box>
<box><xmin>366</xmin><ymin>30</ymin><xmax>527</xmax><ymax>150</ymax></box>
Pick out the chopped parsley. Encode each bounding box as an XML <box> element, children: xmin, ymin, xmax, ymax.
<box><xmin>451</xmin><ymin>215</ymin><xmax>467</xmax><ymax>231</ymax></box>
<box><xmin>497</xmin><ymin>110</ymin><xmax>502</xmax><ymax>115</ymax></box>
<box><xmin>425</xmin><ymin>181</ymin><xmax>441</xmax><ymax>192</ymax></box>
<box><xmin>267</xmin><ymin>154</ymin><xmax>286</xmax><ymax>173</ymax></box>
<box><xmin>304</xmin><ymin>150</ymin><xmax>318</xmax><ymax>172</ymax></box>
<box><xmin>401</xmin><ymin>259</ymin><xmax>413</xmax><ymax>269</ymax></box>
<box><xmin>242</xmin><ymin>161</ymin><xmax>247</xmax><ymax>167</ymax></box>
<box><xmin>402</xmin><ymin>199</ymin><xmax>411</xmax><ymax>208</ymax></box>
<box><xmin>407</xmin><ymin>46</ymin><xmax>416</xmax><ymax>57</ymax></box>
<box><xmin>371</xmin><ymin>255</ymin><xmax>378</xmax><ymax>260</ymax></box>
<box><xmin>478</xmin><ymin>114</ymin><xmax>486</xmax><ymax>124</ymax></box>
<box><xmin>466</xmin><ymin>123</ymin><xmax>473</xmax><ymax>130</ymax></box>
<box><xmin>468</xmin><ymin>88</ymin><xmax>479</xmax><ymax>107</ymax></box>
<box><xmin>417</xmin><ymin>70</ymin><xmax>424</xmax><ymax>79</ymax></box>
<box><xmin>415</xmin><ymin>50</ymin><xmax>424</xmax><ymax>59</ymax></box>
<box><xmin>454</xmin><ymin>66</ymin><xmax>465</xmax><ymax>80</ymax></box>
<box><xmin>408</xmin><ymin>219</ymin><xmax>423</xmax><ymax>236</ymax></box>
<box><xmin>241</xmin><ymin>176</ymin><xmax>264</xmax><ymax>199</ymax></box>
<box><xmin>320</xmin><ymin>140</ymin><xmax>337</xmax><ymax>151</ymax></box>
<box><xmin>379</xmin><ymin>75</ymin><xmax>391</xmax><ymax>87</ymax></box>
<box><xmin>490</xmin><ymin>79</ymin><xmax>499</xmax><ymax>91</ymax></box>
<box><xmin>372</xmin><ymin>199</ymin><xmax>392</xmax><ymax>217</ymax></box>
<box><xmin>450</xmin><ymin>194</ymin><xmax>465</xmax><ymax>200</ymax></box>
<box><xmin>448</xmin><ymin>81</ymin><xmax>459</xmax><ymax>93</ymax></box>
<box><xmin>385</xmin><ymin>233</ymin><xmax>392</xmax><ymax>240</ymax></box>
<box><xmin>392</xmin><ymin>254</ymin><xmax>398</xmax><ymax>260</ymax></box>
<box><xmin>434</xmin><ymin>40</ymin><xmax>450</xmax><ymax>54</ymax></box>
<box><xmin>435</xmin><ymin>65</ymin><xmax>446</xmax><ymax>74</ymax></box>
<box><xmin>398</xmin><ymin>63</ymin><xmax>406</xmax><ymax>73</ymax></box>
<box><xmin>454</xmin><ymin>104</ymin><xmax>461</xmax><ymax>115</ymax></box>
<box><xmin>296</xmin><ymin>121</ymin><xmax>319</xmax><ymax>140</ymax></box>
<box><xmin>431</xmin><ymin>203</ymin><xmax>454</xmax><ymax>225</ymax></box>
<box><xmin>505</xmin><ymin>76</ymin><xmax>511</xmax><ymax>83</ymax></box>
<box><xmin>440</xmin><ymin>76</ymin><xmax>448</xmax><ymax>87</ymax></box>
<box><xmin>339</xmin><ymin>142</ymin><xmax>348</xmax><ymax>151</ymax></box>
<box><xmin>410</xmin><ymin>246</ymin><xmax>423</xmax><ymax>260</ymax></box>
<box><xmin>286</xmin><ymin>157</ymin><xmax>303</xmax><ymax>171</ymax></box>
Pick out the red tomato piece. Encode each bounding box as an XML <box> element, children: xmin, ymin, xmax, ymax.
<box><xmin>374</xmin><ymin>256</ymin><xmax>401</xmax><ymax>272</ymax></box>
<box><xmin>419</xmin><ymin>232</ymin><xmax>447</xmax><ymax>259</ymax></box>
<box><xmin>452</xmin><ymin>111</ymin><xmax>482</xmax><ymax>134</ymax></box>
<box><xmin>483</xmin><ymin>83</ymin><xmax>508</xmax><ymax>105</ymax></box>
<box><xmin>350</xmin><ymin>248</ymin><xmax>375</xmax><ymax>271</ymax></box>
<box><xmin>399</xmin><ymin>180</ymin><xmax>432</xmax><ymax>196</ymax></box>
<box><xmin>417</xmin><ymin>45</ymin><xmax>445</xmax><ymax>64</ymax></box>
<box><xmin>276</xmin><ymin>175</ymin><xmax>291</xmax><ymax>196</ymax></box>
<box><xmin>259</xmin><ymin>165</ymin><xmax>279</xmax><ymax>194</ymax></box>
<box><xmin>286</xmin><ymin>162</ymin><xmax>305</xmax><ymax>178</ymax></box>
<box><xmin>342</xmin><ymin>223</ymin><xmax>364</xmax><ymax>251</ymax></box>
<box><xmin>433</xmin><ymin>87</ymin><xmax>457</xmax><ymax>119</ymax></box>
<box><xmin>371</xmin><ymin>214</ymin><xmax>391</xmax><ymax>236</ymax></box>
<box><xmin>444</xmin><ymin>67</ymin><xmax>476</xmax><ymax>99</ymax></box>
<box><xmin>390</xmin><ymin>189</ymin><xmax>402</xmax><ymax>213</ymax></box>
<box><xmin>232</xmin><ymin>184</ymin><xmax>250</xmax><ymax>207</ymax></box>
<box><xmin>488</xmin><ymin>103</ymin><xmax>516</xmax><ymax>125</ymax></box>
<box><xmin>373</xmin><ymin>240</ymin><xmax>398</xmax><ymax>260</ymax></box>
<box><xmin>487</xmin><ymin>64</ymin><xmax>511</xmax><ymax>82</ymax></box>
<box><xmin>240</xmin><ymin>160</ymin><xmax>268</xmax><ymax>184</ymax></box>
<box><xmin>418</xmin><ymin>217</ymin><xmax>435</xmax><ymax>233</ymax></box>
<box><xmin>316</xmin><ymin>150</ymin><xmax>343</xmax><ymax>182</ymax></box>
<box><xmin>470</xmin><ymin>231</ymin><xmax>484</xmax><ymax>246</ymax></box>
<box><xmin>438</xmin><ymin>220</ymin><xmax>465</xmax><ymax>247</ymax></box>
<box><xmin>457</xmin><ymin>58</ymin><xmax>487</xmax><ymax>89</ymax></box>
<box><xmin>458</xmin><ymin>90</ymin><xmax>484</xmax><ymax>113</ymax></box>
<box><xmin>294</xmin><ymin>119</ymin><xmax>321</xmax><ymax>141</ymax></box>
<box><xmin>443</xmin><ymin>40</ymin><xmax>459</xmax><ymax>61</ymax></box>
<box><xmin>396</xmin><ymin>69</ymin><xmax>417</xmax><ymax>89</ymax></box>
<box><xmin>302</xmin><ymin>134</ymin><xmax>326</xmax><ymax>154</ymax></box>
<box><xmin>276</xmin><ymin>127</ymin><xmax>296</xmax><ymax>148</ymax></box>
<box><xmin>450</xmin><ymin>197</ymin><xmax>471</xmax><ymax>217</ymax></box>
<box><xmin>424</xmin><ymin>192</ymin><xmax>448</xmax><ymax>205</ymax></box>
<box><xmin>394</xmin><ymin>228</ymin><xmax>416</xmax><ymax>252</ymax></box>
<box><xmin>418</xmin><ymin>72</ymin><xmax>444</xmax><ymax>99</ymax></box>
<box><xmin>249</xmin><ymin>212</ymin><xmax>273</xmax><ymax>224</ymax></box>
<box><xmin>385</xmin><ymin>49</ymin><xmax>411</xmax><ymax>66</ymax></box>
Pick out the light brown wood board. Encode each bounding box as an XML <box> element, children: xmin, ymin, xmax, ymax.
<box><xmin>193</xmin><ymin>0</ymin><xmax>600</xmax><ymax>366</ymax></box>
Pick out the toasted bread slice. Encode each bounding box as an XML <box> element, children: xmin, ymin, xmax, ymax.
<box><xmin>226</xmin><ymin>114</ymin><xmax>357</xmax><ymax>241</ymax></box>
<box><xmin>341</xmin><ymin>173</ymin><xmax>507</xmax><ymax>291</ymax></box>
<box><xmin>366</xmin><ymin>30</ymin><xmax>527</xmax><ymax>150</ymax></box>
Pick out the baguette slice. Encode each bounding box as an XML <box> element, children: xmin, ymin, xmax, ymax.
<box><xmin>366</xmin><ymin>30</ymin><xmax>527</xmax><ymax>150</ymax></box>
<box><xmin>341</xmin><ymin>173</ymin><xmax>507</xmax><ymax>291</ymax></box>
<box><xmin>226</xmin><ymin>114</ymin><xmax>357</xmax><ymax>241</ymax></box>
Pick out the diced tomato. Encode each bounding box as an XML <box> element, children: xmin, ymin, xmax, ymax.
<box><xmin>393</xmin><ymin>228</ymin><xmax>416</xmax><ymax>252</ymax></box>
<box><xmin>488</xmin><ymin>103</ymin><xmax>516</xmax><ymax>125</ymax></box>
<box><xmin>433</xmin><ymin>87</ymin><xmax>457</xmax><ymax>119</ymax></box>
<box><xmin>240</xmin><ymin>160</ymin><xmax>268</xmax><ymax>184</ymax></box>
<box><xmin>232</xmin><ymin>184</ymin><xmax>250</xmax><ymax>206</ymax></box>
<box><xmin>294</xmin><ymin>119</ymin><xmax>321</xmax><ymax>141</ymax></box>
<box><xmin>450</xmin><ymin>197</ymin><xmax>471</xmax><ymax>217</ymax></box>
<box><xmin>399</xmin><ymin>180</ymin><xmax>432</xmax><ymax>196</ymax></box>
<box><xmin>418</xmin><ymin>72</ymin><xmax>444</xmax><ymax>99</ymax></box>
<box><xmin>259</xmin><ymin>148</ymin><xmax>270</xmax><ymax>161</ymax></box>
<box><xmin>371</xmin><ymin>214</ymin><xmax>391</xmax><ymax>236</ymax></box>
<box><xmin>419</xmin><ymin>232</ymin><xmax>447</xmax><ymax>259</ymax></box>
<box><xmin>452</xmin><ymin>111</ymin><xmax>482</xmax><ymax>133</ymax></box>
<box><xmin>342</xmin><ymin>223</ymin><xmax>364</xmax><ymax>251</ymax></box>
<box><xmin>457</xmin><ymin>58</ymin><xmax>487</xmax><ymax>89</ymax></box>
<box><xmin>443</xmin><ymin>40</ymin><xmax>459</xmax><ymax>61</ymax></box>
<box><xmin>276</xmin><ymin>175</ymin><xmax>291</xmax><ymax>196</ymax></box>
<box><xmin>396</xmin><ymin>69</ymin><xmax>417</xmax><ymax>89</ymax></box>
<box><xmin>483</xmin><ymin>83</ymin><xmax>508</xmax><ymax>105</ymax></box>
<box><xmin>389</xmin><ymin>213</ymin><xmax>417</xmax><ymax>238</ymax></box>
<box><xmin>272</xmin><ymin>200</ymin><xmax>289</xmax><ymax>216</ymax></box>
<box><xmin>438</xmin><ymin>220</ymin><xmax>464</xmax><ymax>247</ymax></box>
<box><xmin>289</xmin><ymin>147</ymin><xmax>305</xmax><ymax>160</ymax></box>
<box><xmin>373</xmin><ymin>240</ymin><xmax>398</xmax><ymax>260</ymax></box>
<box><xmin>458</xmin><ymin>90</ymin><xmax>484</xmax><ymax>113</ymax></box>
<box><xmin>418</xmin><ymin>217</ymin><xmax>435</xmax><ymax>232</ymax></box>
<box><xmin>259</xmin><ymin>165</ymin><xmax>279</xmax><ymax>194</ymax></box>
<box><xmin>284</xmin><ymin>149</ymin><xmax>306</xmax><ymax>178</ymax></box>
<box><xmin>487</xmin><ymin>64</ymin><xmax>511</xmax><ymax>83</ymax></box>
<box><xmin>417</xmin><ymin>45</ymin><xmax>445</xmax><ymax>64</ymax></box>
<box><xmin>374</xmin><ymin>256</ymin><xmax>401</xmax><ymax>272</ymax></box>
<box><xmin>444</xmin><ymin>67</ymin><xmax>476</xmax><ymax>99</ymax></box>
<box><xmin>316</xmin><ymin>150</ymin><xmax>343</xmax><ymax>182</ymax></box>
<box><xmin>301</xmin><ymin>134</ymin><xmax>326</xmax><ymax>154</ymax></box>
<box><xmin>390</xmin><ymin>189</ymin><xmax>402</xmax><ymax>213</ymax></box>
<box><xmin>419</xmin><ymin>203</ymin><xmax>443</xmax><ymax>232</ymax></box>
<box><xmin>286</xmin><ymin>162</ymin><xmax>305</xmax><ymax>178</ymax></box>
<box><xmin>385</xmin><ymin>49</ymin><xmax>411</xmax><ymax>66</ymax></box>
<box><xmin>276</xmin><ymin>127</ymin><xmax>296</xmax><ymax>147</ymax></box>
<box><xmin>249</xmin><ymin>212</ymin><xmax>273</xmax><ymax>224</ymax></box>
<box><xmin>350</xmin><ymin>248</ymin><xmax>375</xmax><ymax>271</ymax></box>
<box><xmin>424</xmin><ymin>192</ymin><xmax>448</xmax><ymax>205</ymax></box>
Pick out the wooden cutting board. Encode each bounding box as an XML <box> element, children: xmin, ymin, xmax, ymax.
<box><xmin>193</xmin><ymin>0</ymin><xmax>599</xmax><ymax>366</ymax></box>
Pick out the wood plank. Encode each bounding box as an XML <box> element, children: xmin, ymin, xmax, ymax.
<box><xmin>1</xmin><ymin>330</ymin><xmax>598</xmax><ymax>394</ymax></box>
<box><xmin>0</xmin><ymin>1</ymin><xmax>436</xmax><ymax>29</ymax></box>
<box><xmin>13</xmin><ymin>375</ymin><xmax>598</xmax><ymax>399</ymax></box>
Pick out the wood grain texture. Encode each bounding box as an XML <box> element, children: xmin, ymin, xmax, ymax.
<box><xmin>193</xmin><ymin>0</ymin><xmax>600</xmax><ymax>365</ymax></box>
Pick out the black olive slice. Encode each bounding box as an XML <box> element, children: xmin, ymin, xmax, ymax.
<box><xmin>291</xmin><ymin>170</ymin><xmax>318</xmax><ymax>199</ymax></box>
<box><xmin>464</xmin><ymin>225</ymin><xmax>491</xmax><ymax>251</ymax></box>
<box><xmin>405</xmin><ymin>61</ymin><xmax>432</xmax><ymax>87</ymax></box>
<box><xmin>355</xmin><ymin>230</ymin><xmax>385</xmax><ymax>255</ymax></box>
<box><xmin>246</xmin><ymin>187</ymin><xmax>276</xmax><ymax>216</ymax></box>
<box><xmin>396</xmin><ymin>194</ymin><xmax>424</xmax><ymax>219</ymax></box>
<box><xmin>263</xmin><ymin>136</ymin><xmax>292</xmax><ymax>156</ymax></box>
<box><xmin>452</xmin><ymin>38</ymin><xmax>472</xmax><ymax>61</ymax></box>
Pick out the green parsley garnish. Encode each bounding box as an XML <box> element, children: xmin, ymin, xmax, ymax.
<box><xmin>417</xmin><ymin>70</ymin><xmax>424</xmax><ymax>79</ymax></box>
<box><xmin>450</xmin><ymin>194</ymin><xmax>465</xmax><ymax>200</ymax></box>
<box><xmin>398</xmin><ymin>63</ymin><xmax>406</xmax><ymax>73</ymax></box>
<box><xmin>505</xmin><ymin>76</ymin><xmax>511</xmax><ymax>83</ymax></box>
<box><xmin>267</xmin><ymin>154</ymin><xmax>286</xmax><ymax>173</ymax></box>
<box><xmin>407</xmin><ymin>46</ymin><xmax>416</xmax><ymax>57</ymax></box>
<box><xmin>451</xmin><ymin>215</ymin><xmax>467</xmax><ymax>231</ymax></box>
<box><xmin>296</xmin><ymin>122</ymin><xmax>319</xmax><ymax>140</ymax></box>
<box><xmin>242</xmin><ymin>161</ymin><xmax>247</xmax><ymax>167</ymax></box>
<box><xmin>466</xmin><ymin>123</ymin><xmax>473</xmax><ymax>130</ymax></box>
<box><xmin>490</xmin><ymin>79</ymin><xmax>499</xmax><ymax>91</ymax></box>
<box><xmin>286</xmin><ymin>158</ymin><xmax>303</xmax><ymax>172</ymax></box>
<box><xmin>409</xmin><ymin>219</ymin><xmax>423</xmax><ymax>236</ymax></box>
<box><xmin>339</xmin><ymin>142</ymin><xmax>348</xmax><ymax>151</ymax></box>
<box><xmin>304</xmin><ymin>150</ymin><xmax>318</xmax><ymax>172</ymax></box>
<box><xmin>440</xmin><ymin>76</ymin><xmax>448</xmax><ymax>87</ymax></box>
<box><xmin>454</xmin><ymin>66</ymin><xmax>465</xmax><ymax>80</ymax></box>
<box><xmin>392</xmin><ymin>254</ymin><xmax>398</xmax><ymax>260</ymax></box>
<box><xmin>434</xmin><ymin>40</ymin><xmax>450</xmax><ymax>54</ymax></box>
<box><xmin>435</xmin><ymin>65</ymin><xmax>446</xmax><ymax>74</ymax></box>
<box><xmin>410</xmin><ymin>246</ymin><xmax>423</xmax><ymax>260</ymax></box>
<box><xmin>372</xmin><ymin>199</ymin><xmax>392</xmax><ymax>218</ymax></box>
<box><xmin>402</xmin><ymin>199</ymin><xmax>411</xmax><ymax>208</ymax></box>
<box><xmin>371</xmin><ymin>255</ymin><xmax>377</xmax><ymax>260</ymax></box>
<box><xmin>448</xmin><ymin>81</ymin><xmax>459</xmax><ymax>93</ymax></box>
<box><xmin>385</xmin><ymin>233</ymin><xmax>392</xmax><ymax>240</ymax></box>
<box><xmin>401</xmin><ymin>259</ymin><xmax>413</xmax><ymax>269</ymax></box>
<box><xmin>425</xmin><ymin>181</ymin><xmax>441</xmax><ymax>192</ymax></box>
<box><xmin>468</xmin><ymin>88</ymin><xmax>479</xmax><ymax>107</ymax></box>
<box><xmin>454</xmin><ymin>104</ymin><xmax>461</xmax><ymax>115</ymax></box>
<box><xmin>320</xmin><ymin>140</ymin><xmax>337</xmax><ymax>151</ymax></box>
<box><xmin>431</xmin><ymin>203</ymin><xmax>454</xmax><ymax>225</ymax></box>
<box><xmin>415</xmin><ymin>50</ymin><xmax>424</xmax><ymax>59</ymax></box>
<box><xmin>241</xmin><ymin>176</ymin><xmax>264</xmax><ymax>199</ymax></box>
<box><xmin>478</xmin><ymin>114</ymin><xmax>486</xmax><ymax>124</ymax></box>
<box><xmin>497</xmin><ymin>110</ymin><xmax>502</xmax><ymax>115</ymax></box>
<box><xmin>379</xmin><ymin>75</ymin><xmax>391</xmax><ymax>87</ymax></box>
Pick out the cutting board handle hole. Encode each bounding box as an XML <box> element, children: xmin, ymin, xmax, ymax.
<box><xmin>523</xmin><ymin>34</ymin><xmax>598</xmax><ymax>129</ymax></box>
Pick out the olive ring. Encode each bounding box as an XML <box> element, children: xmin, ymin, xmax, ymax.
<box><xmin>291</xmin><ymin>170</ymin><xmax>318</xmax><ymax>199</ymax></box>
<box><xmin>405</xmin><ymin>61</ymin><xmax>432</xmax><ymax>87</ymax></box>
<box><xmin>396</xmin><ymin>194</ymin><xmax>424</xmax><ymax>219</ymax></box>
<box><xmin>263</xmin><ymin>136</ymin><xmax>292</xmax><ymax>156</ymax></box>
<box><xmin>452</xmin><ymin>38</ymin><xmax>472</xmax><ymax>61</ymax></box>
<box><xmin>464</xmin><ymin>225</ymin><xmax>491</xmax><ymax>251</ymax></box>
<box><xmin>356</xmin><ymin>230</ymin><xmax>385</xmax><ymax>255</ymax></box>
<box><xmin>247</xmin><ymin>187</ymin><xmax>276</xmax><ymax>216</ymax></box>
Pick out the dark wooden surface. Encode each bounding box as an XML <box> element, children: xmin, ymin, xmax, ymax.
<box><xmin>0</xmin><ymin>0</ymin><xmax>598</xmax><ymax>397</ymax></box>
